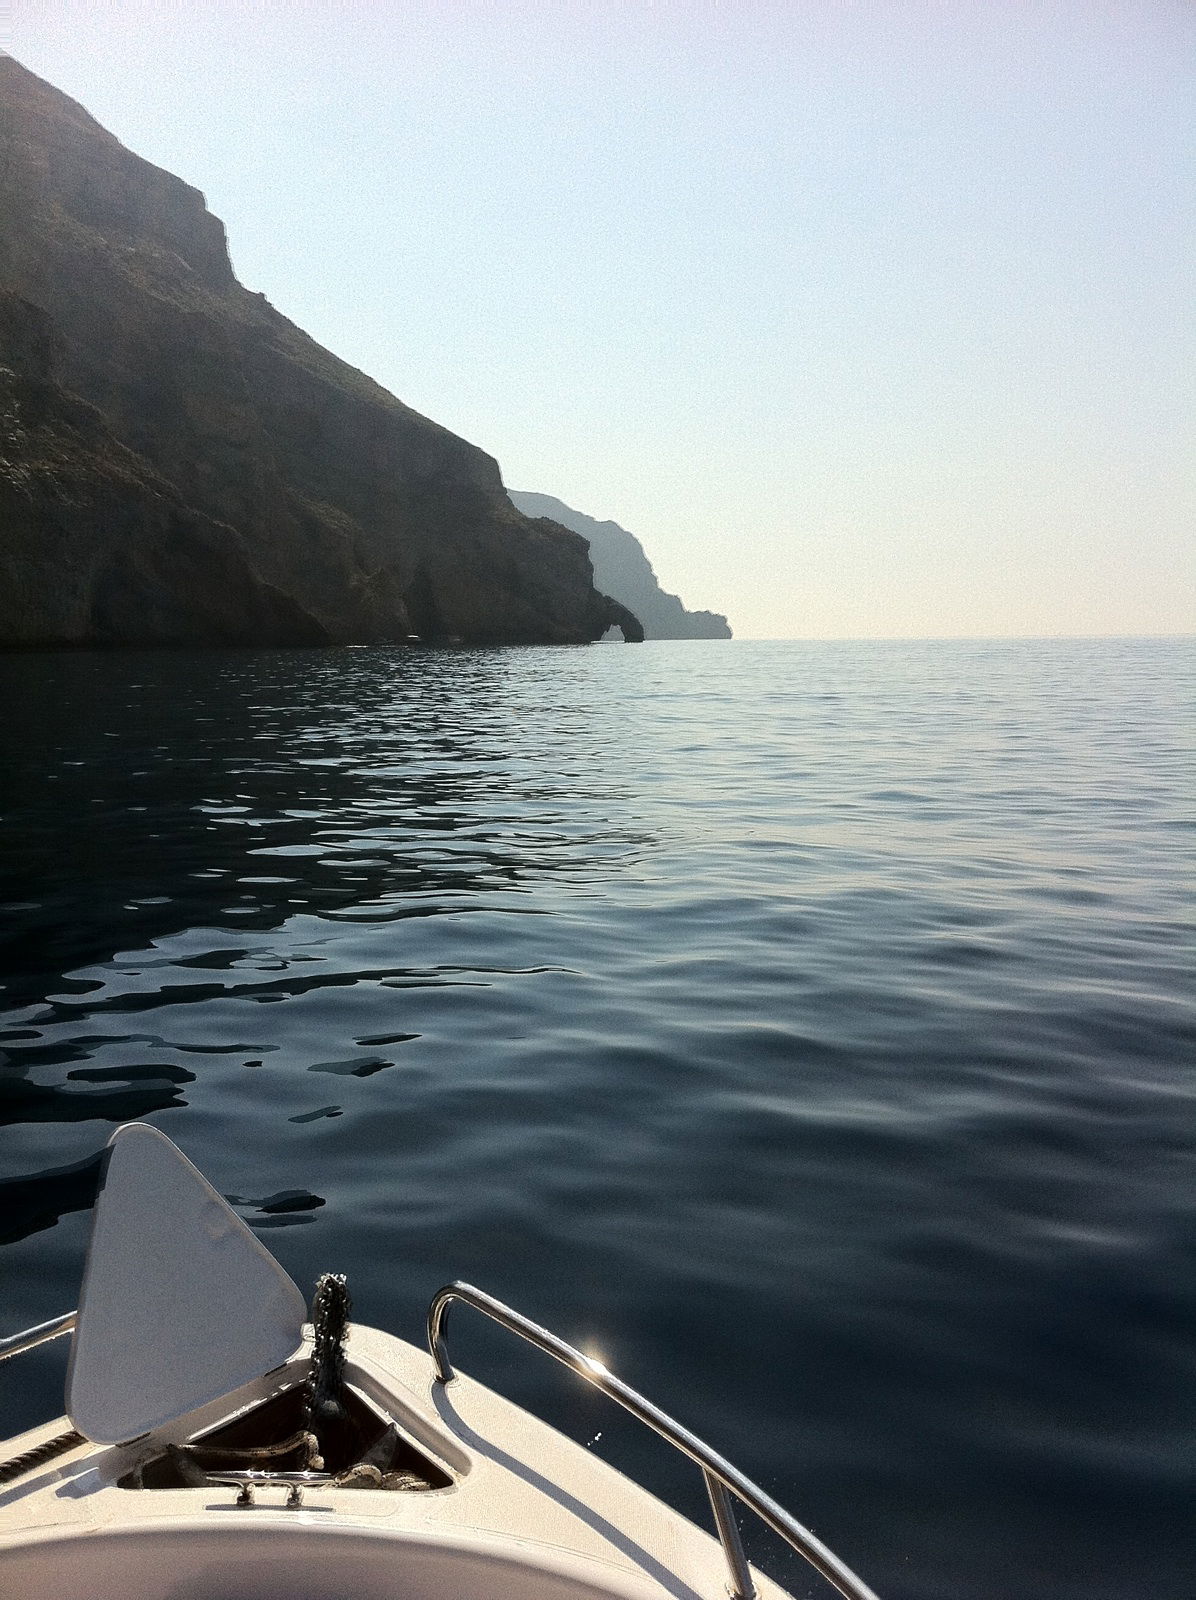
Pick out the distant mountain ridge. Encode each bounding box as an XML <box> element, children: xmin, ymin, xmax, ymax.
<box><xmin>509</xmin><ymin>493</ymin><xmax>732</xmax><ymax>640</ymax></box>
<box><xmin>0</xmin><ymin>57</ymin><xmax>637</xmax><ymax>646</ymax></box>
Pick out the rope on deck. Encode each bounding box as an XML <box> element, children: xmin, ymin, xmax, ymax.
<box><xmin>0</xmin><ymin>1427</ymin><xmax>85</xmax><ymax>1484</ymax></box>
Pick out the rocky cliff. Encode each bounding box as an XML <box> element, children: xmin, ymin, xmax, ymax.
<box><xmin>509</xmin><ymin>492</ymin><xmax>731</xmax><ymax>640</ymax></box>
<box><xmin>0</xmin><ymin>57</ymin><xmax>632</xmax><ymax>646</ymax></box>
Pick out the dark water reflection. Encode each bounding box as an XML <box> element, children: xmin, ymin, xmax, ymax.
<box><xmin>2</xmin><ymin>647</ymin><xmax>645</xmax><ymax>1169</ymax></box>
<box><xmin>0</xmin><ymin>639</ymin><xmax>1193</xmax><ymax>1600</ymax></box>
<box><xmin>1</xmin><ymin>648</ymin><xmax>640</xmax><ymax>996</ymax></box>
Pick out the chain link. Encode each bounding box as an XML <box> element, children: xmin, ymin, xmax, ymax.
<box><xmin>304</xmin><ymin>1273</ymin><xmax>351</xmax><ymax>1468</ymax></box>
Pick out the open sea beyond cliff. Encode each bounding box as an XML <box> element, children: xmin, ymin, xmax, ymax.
<box><xmin>0</xmin><ymin>637</ymin><xmax>1192</xmax><ymax>1600</ymax></box>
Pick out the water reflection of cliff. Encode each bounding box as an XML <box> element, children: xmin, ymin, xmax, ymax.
<box><xmin>0</xmin><ymin>645</ymin><xmax>652</xmax><ymax>1237</ymax></box>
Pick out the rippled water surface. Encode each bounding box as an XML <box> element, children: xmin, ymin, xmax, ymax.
<box><xmin>1</xmin><ymin>638</ymin><xmax>1192</xmax><ymax>1600</ymax></box>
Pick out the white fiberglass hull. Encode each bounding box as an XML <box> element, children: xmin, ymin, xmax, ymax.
<box><xmin>0</xmin><ymin>1321</ymin><xmax>798</xmax><ymax>1600</ymax></box>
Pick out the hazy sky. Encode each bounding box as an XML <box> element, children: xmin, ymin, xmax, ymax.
<box><xmin>6</xmin><ymin>2</ymin><xmax>1193</xmax><ymax>639</ymax></box>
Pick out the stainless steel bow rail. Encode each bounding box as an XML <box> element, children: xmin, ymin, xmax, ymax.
<box><xmin>0</xmin><ymin>1314</ymin><xmax>85</xmax><ymax>1484</ymax></box>
<box><xmin>1</xmin><ymin>1294</ymin><xmax>881</xmax><ymax>1600</ymax></box>
<box><xmin>0</xmin><ymin>1311</ymin><xmax>76</xmax><ymax>1364</ymax></box>
<box><xmin>428</xmin><ymin>1282</ymin><xmax>881</xmax><ymax>1600</ymax></box>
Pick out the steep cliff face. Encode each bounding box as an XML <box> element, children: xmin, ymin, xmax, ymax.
<box><xmin>509</xmin><ymin>492</ymin><xmax>732</xmax><ymax>640</ymax></box>
<box><xmin>0</xmin><ymin>293</ymin><xmax>327</xmax><ymax>645</ymax></box>
<box><xmin>0</xmin><ymin>57</ymin><xmax>629</xmax><ymax>646</ymax></box>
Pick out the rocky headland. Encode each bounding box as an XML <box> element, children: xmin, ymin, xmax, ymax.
<box><xmin>509</xmin><ymin>493</ymin><xmax>731</xmax><ymax>640</ymax></box>
<box><xmin>0</xmin><ymin>57</ymin><xmax>638</xmax><ymax>647</ymax></box>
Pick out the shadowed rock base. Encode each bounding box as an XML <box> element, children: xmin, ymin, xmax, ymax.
<box><xmin>510</xmin><ymin>491</ymin><xmax>730</xmax><ymax>639</ymax></box>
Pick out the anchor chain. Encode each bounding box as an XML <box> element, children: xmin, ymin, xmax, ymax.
<box><xmin>304</xmin><ymin>1272</ymin><xmax>352</xmax><ymax>1469</ymax></box>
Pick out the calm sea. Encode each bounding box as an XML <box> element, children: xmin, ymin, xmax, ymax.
<box><xmin>0</xmin><ymin>638</ymin><xmax>1192</xmax><ymax>1600</ymax></box>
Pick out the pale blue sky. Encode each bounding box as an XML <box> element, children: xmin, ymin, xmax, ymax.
<box><xmin>6</xmin><ymin>1</ymin><xmax>1193</xmax><ymax>638</ymax></box>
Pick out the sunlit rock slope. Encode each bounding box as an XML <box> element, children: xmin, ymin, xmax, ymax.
<box><xmin>0</xmin><ymin>57</ymin><xmax>632</xmax><ymax>646</ymax></box>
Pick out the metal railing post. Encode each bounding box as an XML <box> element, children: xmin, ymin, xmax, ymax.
<box><xmin>704</xmin><ymin>1468</ymin><xmax>756</xmax><ymax>1600</ymax></box>
<box><xmin>426</xmin><ymin>1282</ymin><xmax>880</xmax><ymax>1600</ymax></box>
